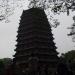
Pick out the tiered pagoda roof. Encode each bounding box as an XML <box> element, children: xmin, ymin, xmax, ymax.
<box><xmin>13</xmin><ymin>8</ymin><xmax>59</xmax><ymax>75</ymax></box>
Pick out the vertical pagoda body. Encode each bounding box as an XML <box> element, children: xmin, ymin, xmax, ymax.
<box><xmin>13</xmin><ymin>8</ymin><xmax>59</xmax><ymax>75</ymax></box>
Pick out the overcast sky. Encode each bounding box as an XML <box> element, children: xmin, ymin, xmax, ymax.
<box><xmin>0</xmin><ymin>0</ymin><xmax>75</xmax><ymax>58</ymax></box>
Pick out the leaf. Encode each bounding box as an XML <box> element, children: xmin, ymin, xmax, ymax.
<box><xmin>0</xmin><ymin>15</ymin><xmax>5</xmax><ymax>21</ymax></box>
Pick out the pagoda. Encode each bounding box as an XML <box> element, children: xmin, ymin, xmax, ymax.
<box><xmin>13</xmin><ymin>8</ymin><xmax>59</xmax><ymax>75</ymax></box>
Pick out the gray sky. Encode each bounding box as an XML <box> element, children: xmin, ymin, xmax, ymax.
<box><xmin>0</xmin><ymin>0</ymin><xmax>75</xmax><ymax>58</ymax></box>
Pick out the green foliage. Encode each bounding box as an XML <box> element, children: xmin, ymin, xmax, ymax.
<box><xmin>0</xmin><ymin>58</ymin><xmax>12</xmax><ymax>75</ymax></box>
<box><xmin>0</xmin><ymin>59</ymin><xmax>4</xmax><ymax>75</ymax></box>
<box><xmin>2</xmin><ymin>58</ymin><xmax>12</xmax><ymax>66</ymax></box>
<box><xmin>61</xmin><ymin>50</ymin><xmax>75</xmax><ymax>62</ymax></box>
<box><xmin>60</xmin><ymin>50</ymin><xmax>75</xmax><ymax>74</ymax></box>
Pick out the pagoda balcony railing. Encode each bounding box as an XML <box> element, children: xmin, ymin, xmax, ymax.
<box><xmin>20</xmin><ymin>15</ymin><xmax>47</xmax><ymax>23</ymax></box>
<box><xmin>14</xmin><ymin>52</ymin><xmax>58</xmax><ymax>57</ymax></box>
<box><xmin>16</xmin><ymin>44</ymin><xmax>56</xmax><ymax>49</ymax></box>
<box><xmin>15</xmin><ymin>43</ymin><xmax>56</xmax><ymax>49</ymax></box>
<box><xmin>16</xmin><ymin>36</ymin><xmax>54</xmax><ymax>41</ymax></box>
<box><xmin>17</xmin><ymin>32</ymin><xmax>52</xmax><ymax>37</ymax></box>
<box><xmin>17</xmin><ymin>44</ymin><xmax>56</xmax><ymax>49</ymax></box>
<box><xmin>15</xmin><ymin>48</ymin><xmax>57</xmax><ymax>53</ymax></box>
<box><xmin>15</xmin><ymin>46</ymin><xmax>57</xmax><ymax>52</ymax></box>
<box><xmin>18</xmin><ymin>26</ymin><xmax>51</xmax><ymax>33</ymax></box>
<box><xmin>15</xmin><ymin>59</ymin><xmax>58</xmax><ymax>64</ymax></box>
<box><xmin>18</xmin><ymin>22</ymin><xmax>50</xmax><ymax>29</ymax></box>
<box><xmin>17</xmin><ymin>28</ymin><xmax>51</xmax><ymax>35</ymax></box>
<box><xmin>16</xmin><ymin>35</ymin><xmax>54</xmax><ymax>41</ymax></box>
<box><xmin>16</xmin><ymin>37</ymin><xmax>54</xmax><ymax>43</ymax></box>
<box><xmin>14</xmin><ymin>56</ymin><xmax>58</xmax><ymax>62</ymax></box>
<box><xmin>16</xmin><ymin>39</ymin><xmax>54</xmax><ymax>45</ymax></box>
<box><xmin>18</xmin><ymin>23</ymin><xmax>49</xmax><ymax>31</ymax></box>
<box><xmin>20</xmin><ymin>19</ymin><xmax>49</xmax><ymax>26</ymax></box>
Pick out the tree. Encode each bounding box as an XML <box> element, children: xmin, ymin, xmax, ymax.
<box><xmin>0</xmin><ymin>0</ymin><xmax>75</xmax><ymax>41</ymax></box>
<box><xmin>2</xmin><ymin>58</ymin><xmax>12</xmax><ymax>68</ymax></box>
<box><xmin>60</xmin><ymin>50</ymin><xmax>75</xmax><ymax>62</ymax></box>
<box><xmin>68</xmin><ymin>16</ymin><xmax>75</xmax><ymax>42</ymax></box>
<box><xmin>0</xmin><ymin>58</ymin><xmax>12</xmax><ymax>75</ymax></box>
<box><xmin>60</xmin><ymin>50</ymin><xmax>75</xmax><ymax>75</ymax></box>
<box><xmin>0</xmin><ymin>59</ymin><xmax>4</xmax><ymax>75</ymax></box>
